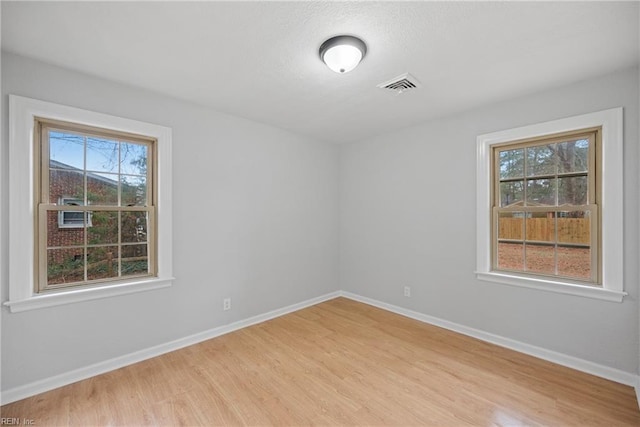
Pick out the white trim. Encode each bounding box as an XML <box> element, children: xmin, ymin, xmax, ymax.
<box><xmin>476</xmin><ymin>272</ymin><xmax>626</xmax><ymax>302</ymax></box>
<box><xmin>0</xmin><ymin>291</ymin><xmax>341</xmax><ymax>404</ymax></box>
<box><xmin>6</xmin><ymin>95</ymin><xmax>173</xmax><ymax>311</ymax></box>
<box><xmin>2</xmin><ymin>290</ymin><xmax>637</xmax><ymax>405</ymax></box>
<box><xmin>476</xmin><ymin>108</ymin><xmax>624</xmax><ymax>300</ymax></box>
<box><xmin>340</xmin><ymin>291</ymin><xmax>639</xmax><ymax>387</ymax></box>
<box><xmin>3</xmin><ymin>277</ymin><xmax>174</xmax><ymax>313</ymax></box>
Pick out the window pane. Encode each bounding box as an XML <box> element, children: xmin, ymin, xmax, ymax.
<box><xmin>558</xmin><ymin>211</ymin><xmax>590</xmax><ymax>245</ymax></box>
<box><xmin>87</xmin><ymin>172</ymin><xmax>118</xmax><ymax>206</ymax></box>
<box><xmin>120</xmin><ymin>142</ymin><xmax>148</xmax><ymax>176</ymax></box>
<box><xmin>558</xmin><ymin>176</ymin><xmax>587</xmax><ymax>206</ymax></box>
<box><xmin>525</xmin><ymin>211</ymin><xmax>555</xmax><ymax>243</ymax></box>
<box><xmin>122</xmin><ymin>244</ymin><xmax>148</xmax><ymax>276</ymax></box>
<box><xmin>526</xmin><ymin>178</ymin><xmax>556</xmax><ymax>206</ymax></box>
<box><xmin>499</xmin><ymin>181</ymin><xmax>523</xmax><ymax>207</ymax></box>
<box><xmin>86</xmin><ymin>137</ymin><xmax>119</xmax><ymax>173</ymax></box>
<box><xmin>62</xmin><ymin>211</ymin><xmax>84</xmax><ymax>226</ymax></box>
<box><xmin>47</xmin><ymin>247</ymin><xmax>84</xmax><ymax>285</ymax></box>
<box><xmin>499</xmin><ymin>149</ymin><xmax>524</xmax><ymax>179</ymax></box>
<box><xmin>49</xmin><ymin>131</ymin><xmax>84</xmax><ymax>170</ymax></box>
<box><xmin>121</xmin><ymin>175</ymin><xmax>147</xmax><ymax>207</ymax></box>
<box><xmin>526</xmin><ymin>144</ymin><xmax>556</xmax><ymax>177</ymax></box>
<box><xmin>498</xmin><ymin>212</ymin><xmax>523</xmax><ymax>240</ymax></box>
<box><xmin>121</xmin><ymin>211</ymin><xmax>148</xmax><ymax>243</ymax></box>
<box><xmin>497</xmin><ymin>242</ymin><xmax>523</xmax><ymax>271</ymax></box>
<box><xmin>87</xmin><ymin>246</ymin><xmax>119</xmax><ymax>281</ymax></box>
<box><xmin>525</xmin><ymin>243</ymin><xmax>555</xmax><ymax>275</ymax></box>
<box><xmin>49</xmin><ymin>169</ymin><xmax>84</xmax><ymax>204</ymax></box>
<box><xmin>47</xmin><ymin>210</ymin><xmax>85</xmax><ymax>247</ymax></box>
<box><xmin>557</xmin><ymin>246</ymin><xmax>591</xmax><ymax>281</ymax></box>
<box><xmin>557</xmin><ymin>139</ymin><xmax>589</xmax><ymax>174</ymax></box>
<box><xmin>87</xmin><ymin>211</ymin><xmax>119</xmax><ymax>245</ymax></box>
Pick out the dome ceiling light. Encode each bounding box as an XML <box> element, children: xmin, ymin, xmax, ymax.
<box><xmin>319</xmin><ymin>35</ymin><xmax>367</xmax><ymax>74</ymax></box>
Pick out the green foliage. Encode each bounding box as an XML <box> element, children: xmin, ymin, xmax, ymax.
<box><xmin>122</xmin><ymin>260</ymin><xmax>148</xmax><ymax>275</ymax></box>
<box><xmin>48</xmin><ymin>256</ymin><xmax>83</xmax><ymax>283</ymax></box>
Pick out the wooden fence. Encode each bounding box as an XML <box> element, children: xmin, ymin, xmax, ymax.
<box><xmin>498</xmin><ymin>218</ymin><xmax>590</xmax><ymax>244</ymax></box>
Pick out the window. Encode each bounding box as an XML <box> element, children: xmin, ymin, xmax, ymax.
<box><xmin>6</xmin><ymin>95</ymin><xmax>173</xmax><ymax>312</ymax></box>
<box><xmin>37</xmin><ymin>119</ymin><xmax>155</xmax><ymax>292</ymax></box>
<box><xmin>476</xmin><ymin>108</ymin><xmax>624</xmax><ymax>302</ymax></box>
<box><xmin>493</xmin><ymin>128</ymin><xmax>599</xmax><ymax>284</ymax></box>
<box><xmin>58</xmin><ymin>197</ymin><xmax>92</xmax><ymax>228</ymax></box>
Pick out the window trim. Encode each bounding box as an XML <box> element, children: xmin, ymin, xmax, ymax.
<box><xmin>476</xmin><ymin>108</ymin><xmax>625</xmax><ymax>302</ymax></box>
<box><xmin>5</xmin><ymin>95</ymin><xmax>174</xmax><ymax>313</ymax></box>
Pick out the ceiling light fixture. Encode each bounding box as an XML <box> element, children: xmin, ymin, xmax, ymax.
<box><xmin>319</xmin><ymin>35</ymin><xmax>367</xmax><ymax>74</ymax></box>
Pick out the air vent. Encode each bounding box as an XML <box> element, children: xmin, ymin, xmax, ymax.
<box><xmin>377</xmin><ymin>73</ymin><xmax>421</xmax><ymax>93</ymax></box>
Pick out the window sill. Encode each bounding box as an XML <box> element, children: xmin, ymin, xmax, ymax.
<box><xmin>3</xmin><ymin>277</ymin><xmax>174</xmax><ymax>313</ymax></box>
<box><xmin>476</xmin><ymin>271</ymin><xmax>626</xmax><ymax>302</ymax></box>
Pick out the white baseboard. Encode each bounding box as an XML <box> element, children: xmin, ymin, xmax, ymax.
<box><xmin>1</xmin><ymin>291</ymin><xmax>341</xmax><ymax>405</ymax></box>
<box><xmin>3</xmin><ymin>289</ymin><xmax>639</xmax><ymax>407</ymax></box>
<box><xmin>340</xmin><ymin>291</ymin><xmax>640</xmax><ymax>388</ymax></box>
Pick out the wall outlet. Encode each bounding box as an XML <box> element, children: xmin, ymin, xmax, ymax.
<box><xmin>403</xmin><ymin>286</ymin><xmax>411</xmax><ymax>297</ymax></box>
<box><xmin>223</xmin><ymin>298</ymin><xmax>231</xmax><ymax>311</ymax></box>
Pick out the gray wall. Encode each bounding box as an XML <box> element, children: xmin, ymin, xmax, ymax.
<box><xmin>1</xmin><ymin>52</ymin><xmax>339</xmax><ymax>391</ymax></box>
<box><xmin>339</xmin><ymin>67</ymin><xmax>639</xmax><ymax>373</ymax></box>
<box><xmin>1</xmin><ymin>51</ymin><xmax>638</xmax><ymax>394</ymax></box>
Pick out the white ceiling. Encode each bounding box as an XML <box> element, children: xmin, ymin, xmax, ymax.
<box><xmin>2</xmin><ymin>1</ymin><xmax>638</xmax><ymax>144</ymax></box>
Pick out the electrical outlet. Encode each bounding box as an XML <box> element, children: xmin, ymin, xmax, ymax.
<box><xmin>403</xmin><ymin>286</ymin><xmax>411</xmax><ymax>297</ymax></box>
<box><xmin>223</xmin><ymin>298</ymin><xmax>231</xmax><ymax>311</ymax></box>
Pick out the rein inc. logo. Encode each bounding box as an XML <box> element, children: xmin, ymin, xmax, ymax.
<box><xmin>1</xmin><ymin>419</ymin><xmax>34</xmax><ymax>426</ymax></box>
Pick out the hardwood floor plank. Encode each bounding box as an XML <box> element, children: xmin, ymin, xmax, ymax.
<box><xmin>2</xmin><ymin>297</ymin><xmax>638</xmax><ymax>426</ymax></box>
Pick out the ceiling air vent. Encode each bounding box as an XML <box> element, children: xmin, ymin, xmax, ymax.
<box><xmin>377</xmin><ymin>73</ymin><xmax>421</xmax><ymax>94</ymax></box>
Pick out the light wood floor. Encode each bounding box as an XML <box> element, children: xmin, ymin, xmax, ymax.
<box><xmin>2</xmin><ymin>297</ymin><xmax>639</xmax><ymax>426</ymax></box>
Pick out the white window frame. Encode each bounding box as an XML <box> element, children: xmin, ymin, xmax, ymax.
<box><xmin>58</xmin><ymin>197</ymin><xmax>92</xmax><ymax>228</ymax></box>
<box><xmin>476</xmin><ymin>108</ymin><xmax>625</xmax><ymax>302</ymax></box>
<box><xmin>5</xmin><ymin>95</ymin><xmax>174</xmax><ymax>312</ymax></box>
